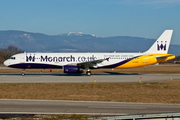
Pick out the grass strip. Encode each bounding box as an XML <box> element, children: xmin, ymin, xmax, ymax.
<box><xmin>0</xmin><ymin>80</ymin><xmax>180</xmax><ymax>104</ymax></box>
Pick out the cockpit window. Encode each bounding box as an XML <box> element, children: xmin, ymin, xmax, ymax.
<box><xmin>10</xmin><ymin>57</ymin><xmax>16</xmax><ymax>60</ymax></box>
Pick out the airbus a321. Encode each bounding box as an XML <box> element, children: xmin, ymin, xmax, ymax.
<box><xmin>4</xmin><ymin>30</ymin><xmax>175</xmax><ymax>76</ymax></box>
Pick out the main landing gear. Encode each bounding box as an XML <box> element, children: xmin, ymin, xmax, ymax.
<box><xmin>86</xmin><ymin>70</ymin><xmax>92</xmax><ymax>76</ymax></box>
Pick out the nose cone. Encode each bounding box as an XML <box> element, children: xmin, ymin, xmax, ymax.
<box><xmin>3</xmin><ymin>60</ymin><xmax>9</xmax><ymax>67</ymax></box>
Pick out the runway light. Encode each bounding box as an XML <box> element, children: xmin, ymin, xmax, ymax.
<box><xmin>139</xmin><ymin>76</ymin><xmax>142</xmax><ymax>84</ymax></box>
<box><xmin>94</xmin><ymin>76</ymin><xmax>96</xmax><ymax>83</ymax></box>
<box><xmin>139</xmin><ymin>80</ymin><xmax>142</xmax><ymax>84</ymax></box>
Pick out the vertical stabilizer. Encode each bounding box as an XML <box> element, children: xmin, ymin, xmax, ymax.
<box><xmin>145</xmin><ymin>30</ymin><xmax>173</xmax><ymax>54</ymax></box>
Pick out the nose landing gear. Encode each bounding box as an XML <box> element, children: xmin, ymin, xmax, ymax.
<box><xmin>22</xmin><ymin>69</ymin><xmax>25</xmax><ymax>76</ymax></box>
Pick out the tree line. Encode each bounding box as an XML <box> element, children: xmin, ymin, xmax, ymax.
<box><xmin>0</xmin><ymin>45</ymin><xmax>24</xmax><ymax>64</ymax></box>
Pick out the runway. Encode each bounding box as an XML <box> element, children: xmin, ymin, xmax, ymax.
<box><xmin>0</xmin><ymin>99</ymin><xmax>180</xmax><ymax>115</ymax></box>
<box><xmin>0</xmin><ymin>73</ymin><xmax>180</xmax><ymax>83</ymax></box>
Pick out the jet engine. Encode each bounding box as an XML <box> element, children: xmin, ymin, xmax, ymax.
<box><xmin>63</xmin><ymin>65</ymin><xmax>83</xmax><ymax>73</ymax></box>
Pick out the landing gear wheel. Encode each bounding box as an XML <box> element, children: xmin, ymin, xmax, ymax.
<box><xmin>86</xmin><ymin>71</ymin><xmax>91</xmax><ymax>76</ymax></box>
<box><xmin>22</xmin><ymin>72</ymin><xmax>25</xmax><ymax>76</ymax></box>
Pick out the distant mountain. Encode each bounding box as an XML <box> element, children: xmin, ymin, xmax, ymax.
<box><xmin>0</xmin><ymin>30</ymin><xmax>179</xmax><ymax>55</ymax></box>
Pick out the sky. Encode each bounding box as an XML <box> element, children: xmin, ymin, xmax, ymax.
<box><xmin>1</xmin><ymin>0</ymin><xmax>180</xmax><ymax>44</ymax></box>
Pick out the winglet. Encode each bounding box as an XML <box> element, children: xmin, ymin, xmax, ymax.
<box><xmin>145</xmin><ymin>30</ymin><xmax>173</xmax><ymax>54</ymax></box>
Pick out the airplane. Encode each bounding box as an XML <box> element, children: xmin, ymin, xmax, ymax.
<box><xmin>3</xmin><ymin>30</ymin><xmax>175</xmax><ymax>76</ymax></box>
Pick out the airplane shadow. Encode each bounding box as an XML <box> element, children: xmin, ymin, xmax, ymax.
<box><xmin>0</xmin><ymin>72</ymin><xmax>141</xmax><ymax>76</ymax></box>
<box><xmin>102</xmin><ymin>72</ymin><xmax>140</xmax><ymax>75</ymax></box>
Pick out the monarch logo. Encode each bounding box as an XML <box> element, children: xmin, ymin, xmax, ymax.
<box><xmin>26</xmin><ymin>54</ymin><xmax>35</xmax><ymax>62</ymax></box>
<box><xmin>157</xmin><ymin>41</ymin><xmax>167</xmax><ymax>51</ymax></box>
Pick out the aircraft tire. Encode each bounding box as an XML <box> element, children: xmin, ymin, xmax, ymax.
<box><xmin>86</xmin><ymin>71</ymin><xmax>91</xmax><ymax>76</ymax></box>
<box><xmin>21</xmin><ymin>72</ymin><xmax>25</xmax><ymax>76</ymax></box>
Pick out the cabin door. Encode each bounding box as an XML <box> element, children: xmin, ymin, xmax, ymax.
<box><xmin>20</xmin><ymin>54</ymin><xmax>25</xmax><ymax>63</ymax></box>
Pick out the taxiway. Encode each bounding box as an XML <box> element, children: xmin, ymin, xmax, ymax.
<box><xmin>0</xmin><ymin>73</ymin><xmax>180</xmax><ymax>83</ymax></box>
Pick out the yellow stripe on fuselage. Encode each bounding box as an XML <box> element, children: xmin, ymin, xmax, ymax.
<box><xmin>115</xmin><ymin>54</ymin><xmax>176</xmax><ymax>69</ymax></box>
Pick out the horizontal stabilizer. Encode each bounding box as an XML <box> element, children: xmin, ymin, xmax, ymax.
<box><xmin>156</xmin><ymin>54</ymin><xmax>175</xmax><ymax>61</ymax></box>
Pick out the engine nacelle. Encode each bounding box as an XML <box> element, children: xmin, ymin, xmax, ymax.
<box><xmin>63</xmin><ymin>65</ymin><xmax>82</xmax><ymax>73</ymax></box>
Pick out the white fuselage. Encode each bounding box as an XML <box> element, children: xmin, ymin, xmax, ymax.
<box><xmin>4</xmin><ymin>52</ymin><xmax>145</xmax><ymax>69</ymax></box>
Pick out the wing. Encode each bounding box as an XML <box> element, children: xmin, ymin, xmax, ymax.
<box><xmin>77</xmin><ymin>58</ymin><xmax>109</xmax><ymax>69</ymax></box>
